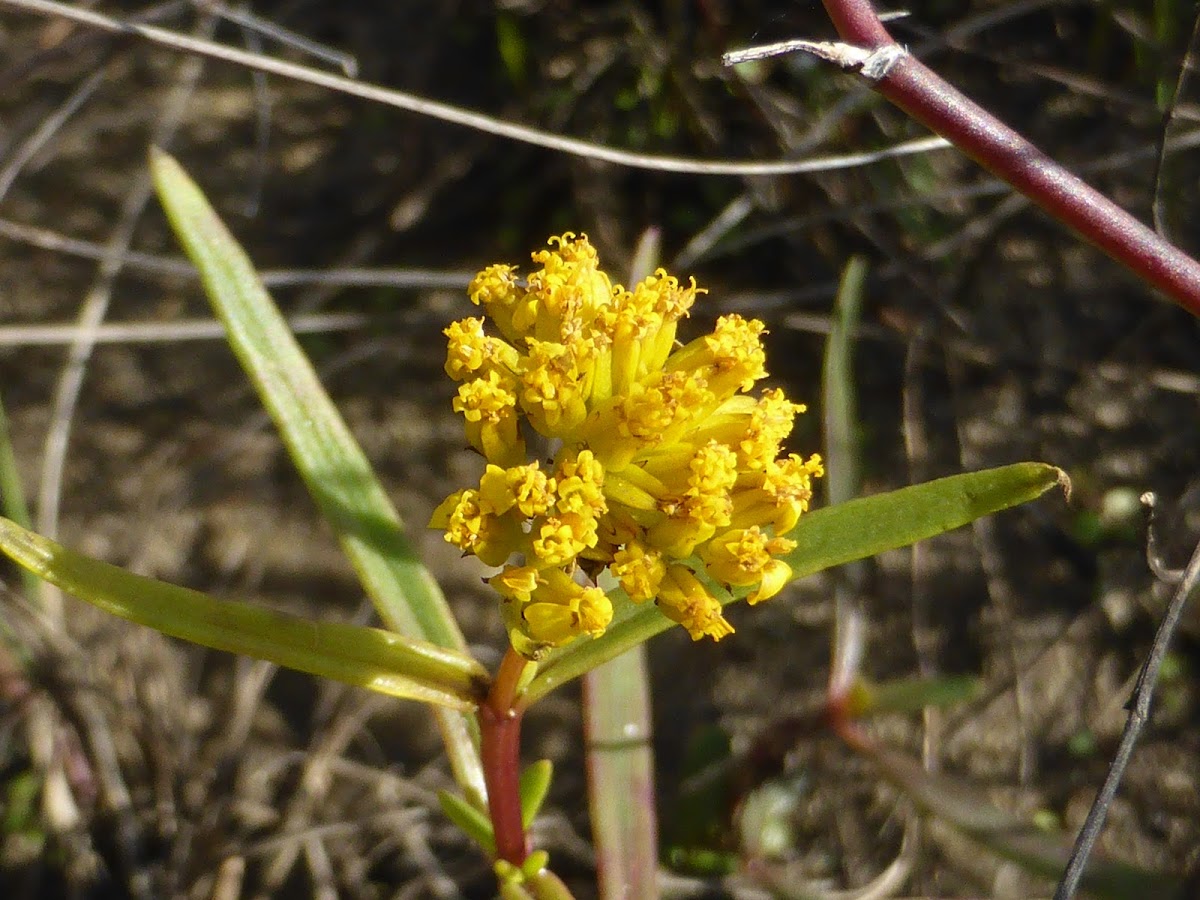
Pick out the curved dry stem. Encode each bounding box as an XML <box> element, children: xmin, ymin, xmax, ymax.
<box><xmin>2</xmin><ymin>0</ymin><xmax>946</xmax><ymax>177</ymax></box>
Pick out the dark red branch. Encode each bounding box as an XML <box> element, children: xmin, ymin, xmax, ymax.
<box><xmin>822</xmin><ymin>0</ymin><xmax>891</xmax><ymax>47</ymax></box>
<box><xmin>819</xmin><ymin>0</ymin><xmax>1200</xmax><ymax>317</ymax></box>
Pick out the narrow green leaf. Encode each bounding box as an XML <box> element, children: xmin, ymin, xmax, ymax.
<box><xmin>518</xmin><ymin>759</ymin><xmax>554</xmax><ymax>829</ymax></box>
<box><xmin>0</xmin><ymin>393</ymin><xmax>38</xmax><ymax>600</ymax></box>
<box><xmin>439</xmin><ymin>789</ymin><xmax>496</xmax><ymax>856</ymax></box>
<box><xmin>0</xmin><ymin>518</ymin><xmax>486</xmax><ymax>712</ymax></box>
<box><xmin>524</xmin><ymin>463</ymin><xmax>1066</xmax><ymax>704</ymax></box>
<box><xmin>148</xmin><ymin>148</ymin><xmax>486</xmax><ymax>805</ymax></box>
<box><xmin>847</xmin><ymin>674</ymin><xmax>981</xmax><ymax>717</ymax></box>
<box><xmin>148</xmin><ymin>147</ymin><xmax>461</xmax><ymax>650</ymax></box>
<box><xmin>822</xmin><ymin>255</ymin><xmax>869</xmax><ymax>699</ymax></box>
<box><xmin>0</xmin><ymin>396</ymin><xmax>30</xmax><ymax>531</ymax></box>
<box><xmin>822</xmin><ymin>255</ymin><xmax>867</xmax><ymax>509</ymax></box>
<box><xmin>781</xmin><ymin>462</ymin><xmax>1068</xmax><ymax>580</ymax></box>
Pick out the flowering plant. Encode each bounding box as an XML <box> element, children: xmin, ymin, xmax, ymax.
<box><xmin>0</xmin><ymin>153</ymin><xmax>1064</xmax><ymax>897</ymax></box>
<box><xmin>432</xmin><ymin>233</ymin><xmax>823</xmax><ymax>655</ymax></box>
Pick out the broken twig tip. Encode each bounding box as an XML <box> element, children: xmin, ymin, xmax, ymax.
<box><xmin>860</xmin><ymin>45</ymin><xmax>907</xmax><ymax>80</ymax></box>
<box><xmin>722</xmin><ymin>39</ymin><xmax>907</xmax><ymax>82</ymax></box>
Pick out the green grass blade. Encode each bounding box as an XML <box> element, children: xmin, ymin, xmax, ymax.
<box><xmin>524</xmin><ymin>463</ymin><xmax>1067</xmax><ymax>704</ymax></box>
<box><xmin>0</xmin><ymin>396</ymin><xmax>31</xmax><ymax>532</ymax></box>
<box><xmin>0</xmin><ymin>518</ymin><xmax>487</xmax><ymax>711</ymax></box>
<box><xmin>822</xmin><ymin>255</ymin><xmax>866</xmax><ymax>510</ymax></box>
<box><xmin>0</xmin><ymin>394</ymin><xmax>39</xmax><ymax>600</ymax></box>
<box><xmin>822</xmin><ymin>255</ymin><xmax>868</xmax><ymax>698</ymax></box>
<box><xmin>148</xmin><ymin>149</ymin><xmax>486</xmax><ymax>805</ymax></box>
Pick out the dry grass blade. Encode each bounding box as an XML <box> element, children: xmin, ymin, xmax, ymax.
<box><xmin>0</xmin><ymin>0</ymin><xmax>950</xmax><ymax>176</ymax></box>
<box><xmin>34</xmin><ymin>13</ymin><xmax>213</xmax><ymax>621</ymax></box>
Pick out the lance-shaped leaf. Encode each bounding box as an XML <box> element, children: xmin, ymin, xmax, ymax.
<box><xmin>523</xmin><ymin>462</ymin><xmax>1067</xmax><ymax>705</ymax></box>
<box><xmin>846</xmin><ymin>674</ymin><xmax>981</xmax><ymax>717</ymax></box>
<box><xmin>148</xmin><ymin>147</ymin><xmax>460</xmax><ymax>651</ymax></box>
<box><xmin>439</xmin><ymin>790</ymin><xmax>495</xmax><ymax>856</ymax></box>
<box><xmin>0</xmin><ymin>518</ymin><xmax>487</xmax><ymax>712</ymax></box>
<box><xmin>148</xmin><ymin>148</ymin><xmax>485</xmax><ymax>804</ymax></box>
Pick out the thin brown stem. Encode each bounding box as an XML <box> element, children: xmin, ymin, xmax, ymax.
<box><xmin>819</xmin><ymin>0</ymin><xmax>1200</xmax><ymax>317</ymax></box>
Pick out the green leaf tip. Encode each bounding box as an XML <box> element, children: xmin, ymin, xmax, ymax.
<box><xmin>438</xmin><ymin>789</ymin><xmax>495</xmax><ymax>856</ymax></box>
<box><xmin>782</xmin><ymin>461</ymin><xmax>1068</xmax><ymax>579</ymax></box>
<box><xmin>523</xmin><ymin>462</ymin><xmax>1066</xmax><ymax>705</ymax></box>
<box><xmin>519</xmin><ymin>759</ymin><xmax>553</xmax><ymax>828</ymax></box>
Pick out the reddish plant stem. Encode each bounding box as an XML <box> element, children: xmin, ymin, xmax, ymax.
<box><xmin>819</xmin><ymin>0</ymin><xmax>1200</xmax><ymax>318</ymax></box>
<box><xmin>480</xmin><ymin>705</ymin><xmax>526</xmax><ymax>864</ymax></box>
<box><xmin>480</xmin><ymin>648</ymin><xmax>532</xmax><ymax>865</ymax></box>
<box><xmin>821</xmin><ymin>0</ymin><xmax>891</xmax><ymax>46</ymax></box>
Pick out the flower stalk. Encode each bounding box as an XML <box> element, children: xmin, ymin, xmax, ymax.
<box><xmin>481</xmin><ymin>648</ymin><xmax>536</xmax><ymax>864</ymax></box>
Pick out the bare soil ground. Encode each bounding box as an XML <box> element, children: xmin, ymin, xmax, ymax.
<box><xmin>0</xmin><ymin>2</ymin><xmax>1198</xmax><ymax>898</ymax></box>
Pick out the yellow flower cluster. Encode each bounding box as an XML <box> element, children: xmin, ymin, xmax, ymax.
<box><xmin>431</xmin><ymin>234</ymin><xmax>822</xmax><ymax>657</ymax></box>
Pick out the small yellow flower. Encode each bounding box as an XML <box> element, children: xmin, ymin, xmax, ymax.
<box><xmin>478</xmin><ymin>463</ymin><xmax>554</xmax><ymax>518</ymax></box>
<box><xmin>452</xmin><ymin>369</ymin><xmax>525</xmax><ymax>467</ymax></box>
<box><xmin>656</xmin><ymin>564</ymin><xmax>734</xmax><ymax>641</ymax></box>
<box><xmin>611</xmin><ymin>541</ymin><xmax>666</xmax><ymax>603</ymax></box>
<box><xmin>521</xmin><ymin>568</ymin><xmax>612</xmax><ymax>645</ymax></box>
<box><xmin>700</xmin><ymin>526</ymin><xmax>797</xmax><ymax>599</ymax></box>
<box><xmin>430</xmin><ymin>488</ymin><xmax>523</xmax><ymax>568</ymax></box>
<box><xmin>517</xmin><ymin>339</ymin><xmax>592</xmax><ymax>436</ymax></box>
<box><xmin>433</xmin><ymin>233</ymin><xmax>821</xmax><ymax>656</ymax></box>
<box><xmin>489</xmin><ymin>565</ymin><xmax>540</xmax><ymax>604</ymax></box>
